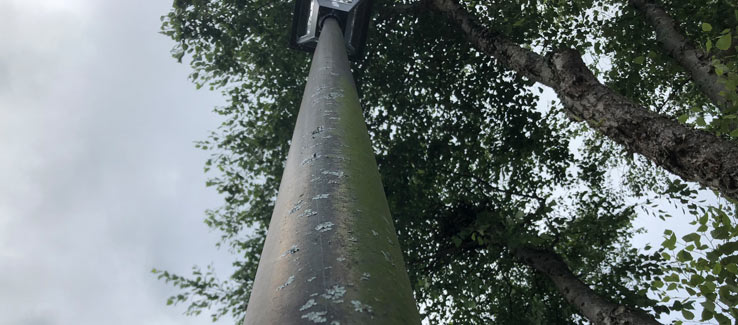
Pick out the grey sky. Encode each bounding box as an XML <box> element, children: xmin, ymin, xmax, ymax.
<box><xmin>0</xmin><ymin>0</ymin><xmax>233</xmax><ymax>324</ymax></box>
<box><xmin>0</xmin><ymin>0</ymin><xmax>713</xmax><ymax>324</ymax></box>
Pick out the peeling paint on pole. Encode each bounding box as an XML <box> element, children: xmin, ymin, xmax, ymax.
<box><xmin>242</xmin><ymin>18</ymin><xmax>421</xmax><ymax>324</ymax></box>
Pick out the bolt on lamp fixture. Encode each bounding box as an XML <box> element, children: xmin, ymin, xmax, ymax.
<box><xmin>289</xmin><ymin>0</ymin><xmax>373</xmax><ymax>59</ymax></box>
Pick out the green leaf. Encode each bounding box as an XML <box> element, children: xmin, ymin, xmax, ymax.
<box><xmin>718</xmin><ymin>286</ymin><xmax>738</xmax><ymax>305</ymax></box>
<box><xmin>702</xmin><ymin>300</ymin><xmax>716</xmax><ymax>312</ymax></box>
<box><xmin>719</xmin><ymin>242</ymin><xmax>738</xmax><ymax>255</ymax></box>
<box><xmin>701</xmin><ymin>309</ymin><xmax>713</xmax><ymax>321</ymax></box>
<box><xmin>707</xmin><ymin>39</ymin><xmax>713</xmax><ymax>52</ymax></box>
<box><xmin>652</xmin><ymin>280</ymin><xmax>664</xmax><ymax>288</ymax></box>
<box><xmin>452</xmin><ymin>236</ymin><xmax>462</xmax><ymax>247</ymax></box>
<box><xmin>716</xmin><ymin>64</ymin><xmax>725</xmax><ymax>76</ymax></box>
<box><xmin>721</xmin><ymin>213</ymin><xmax>731</xmax><ymax>226</ymax></box>
<box><xmin>716</xmin><ymin>33</ymin><xmax>732</xmax><ymax>51</ymax></box>
<box><xmin>678</xmin><ymin>114</ymin><xmax>689</xmax><ymax>123</ymax></box>
<box><xmin>700</xmin><ymin>213</ymin><xmax>709</xmax><ymax>225</ymax></box>
<box><xmin>677</xmin><ymin>250</ymin><xmax>693</xmax><ymax>262</ymax></box>
<box><xmin>696</xmin><ymin>116</ymin><xmax>706</xmax><ymax>126</ymax></box>
<box><xmin>633</xmin><ymin>56</ymin><xmax>645</xmax><ymax>65</ymax></box>
<box><xmin>731</xmin><ymin>129</ymin><xmax>738</xmax><ymax>137</ymax></box>
<box><xmin>682</xmin><ymin>309</ymin><xmax>695</xmax><ymax>320</ymax></box>
<box><xmin>702</xmin><ymin>23</ymin><xmax>713</xmax><ymax>32</ymax></box>
<box><xmin>702</xmin><ymin>281</ymin><xmax>717</xmax><ymax>294</ymax></box>
<box><xmin>715</xmin><ymin>313</ymin><xmax>730</xmax><ymax>325</ymax></box>
<box><xmin>665</xmin><ymin>273</ymin><xmax>680</xmax><ymax>282</ymax></box>
<box><xmin>726</xmin><ymin>263</ymin><xmax>738</xmax><ymax>274</ymax></box>
<box><xmin>683</xmin><ymin>233</ymin><xmax>700</xmax><ymax>242</ymax></box>
<box><xmin>663</xmin><ymin>233</ymin><xmax>677</xmax><ymax>250</ymax></box>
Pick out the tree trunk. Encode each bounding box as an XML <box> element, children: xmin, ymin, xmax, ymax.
<box><xmin>629</xmin><ymin>0</ymin><xmax>733</xmax><ymax>113</ymax></box>
<box><xmin>427</xmin><ymin>0</ymin><xmax>738</xmax><ymax>202</ymax></box>
<box><xmin>515</xmin><ymin>246</ymin><xmax>661</xmax><ymax>325</ymax></box>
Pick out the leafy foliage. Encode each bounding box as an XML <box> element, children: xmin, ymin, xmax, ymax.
<box><xmin>648</xmin><ymin>196</ymin><xmax>738</xmax><ymax>324</ymax></box>
<box><xmin>155</xmin><ymin>0</ymin><xmax>738</xmax><ymax>323</ymax></box>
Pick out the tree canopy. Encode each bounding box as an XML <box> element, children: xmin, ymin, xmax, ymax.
<box><xmin>155</xmin><ymin>0</ymin><xmax>738</xmax><ymax>323</ymax></box>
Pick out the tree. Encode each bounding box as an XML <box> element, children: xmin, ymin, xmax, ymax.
<box><xmin>155</xmin><ymin>0</ymin><xmax>738</xmax><ymax>323</ymax></box>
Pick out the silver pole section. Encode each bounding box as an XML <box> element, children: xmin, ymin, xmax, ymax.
<box><xmin>243</xmin><ymin>17</ymin><xmax>421</xmax><ymax>324</ymax></box>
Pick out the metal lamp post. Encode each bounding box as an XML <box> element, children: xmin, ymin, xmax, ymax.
<box><xmin>242</xmin><ymin>1</ymin><xmax>421</xmax><ymax>324</ymax></box>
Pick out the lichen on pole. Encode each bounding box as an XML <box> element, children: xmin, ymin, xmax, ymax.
<box><xmin>242</xmin><ymin>18</ymin><xmax>421</xmax><ymax>324</ymax></box>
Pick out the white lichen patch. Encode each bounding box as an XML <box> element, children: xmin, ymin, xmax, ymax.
<box><xmin>307</xmin><ymin>276</ymin><xmax>317</xmax><ymax>282</ymax></box>
<box><xmin>312</xmin><ymin>194</ymin><xmax>329</xmax><ymax>200</ymax></box>
<box><xmin>311</xmin><ymin>126</ymin><xmax>325</xmax><ymax>135</ymax></box>
<box><xmin>289</xmin><ymin>200</ymin><xmax>305</xmax><ymax>215</ymax></box>
<box><xmin>280</xmin><ymin>245</ymin><xmax>299</xmax><ymax>257</ymax></box>
<box><xmin>310</xmin><ymin>176</ymin><xmax>322</xmax><ymax>183</ymax></box>
<box><xmin>348</xmin><ymin>236</ymin><xmax>358</xmax><ymax>242</ymax></box>
<box><xmin>371</xmin><ymin>230</ymin><xmax>379</xmax><ymax>237</ymax></box>
<box><xmin>301</xmin><ymin>156</ymin><xmax>319</xmax><ymax>166</ymax></box>
<box><xmin>321</xmin><ymin>170</ymin><xmax>344</xmax><ymax>177</ymax></box>
<box><xmin>327</xmin><ymin>91</ymin><xmax>343</xmax><ymax>99</ymax></box>
<box><xmin>381</xmin><ymin>250</ymin><xmax>391</xmax><ymax>262</ymax></box>
<box><xmin>351</xmin><ymin>300</ymin><xmax>373</xmax><ymax>313</ymax></box>
<box><xmin>330</xmin><ymin>321</ymin><xmax>340</xmax><ymax>325</ymax></box>
<box><xmin>299</xmin><ymin>299</ymin><xmax>317</xmax><ymax>311</ymax></box>
<box><xmin>298</xmin><ymin>209</ymin><xmax>317</xmax><ymax>218</ymax></box>
<box><xmin>361</xmin><ymin>272</ymin><xmax>371</xmax><ymax>281</ymax></box>
<box><xmin>310</xmin><ymin>292</ymin><xmax>319</xmax><ymax>297</ymax></box>
<box><xmin>276</xmin><ymin>275</ymin><xmax>295</xmax><ymax>291</ymax></box>
<box><xmin>301</xmin><ymin>311</ymin><xmax>327</xmax><ymax>323</ymax></box>
<box><xmin>321</xmin><ymin>284</ymin><xmax>346</xmax><ymax>303</ymax></box>
<box><xmin>315</xmin><ymin>222</ymin><xmax>334</xmax><ymax>232</ymax></box>
<box><xmin>336</xmin><ymin>256</ymin><xmax>346</xmax><ymax>262</ymax></box>
<box><xmin>311</xmin><ymin>86</ymin><xmax>329</xmax><ymax>97</ymax></box>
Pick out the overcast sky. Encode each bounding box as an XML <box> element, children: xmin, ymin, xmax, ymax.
<box><xmin>0</xmin><ymin>0</ymin><xmax>235</xmax><ymax>324</ymax></box>
<box><xmin>0</xmin><ymin>0</ymin><xmax>712</xmax><ymax>324</ymax></box>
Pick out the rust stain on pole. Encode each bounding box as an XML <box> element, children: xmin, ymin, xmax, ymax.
<box><xmin>243</xmin><ymin>18</ymin><xmax>421</xmax><ymax>324</ymax></box>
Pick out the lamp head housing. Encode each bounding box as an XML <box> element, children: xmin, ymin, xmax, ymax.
<box><xmin>289</xmin><ymin>0</ymin><xmax>372</xmax><ymax>60</ymax></box>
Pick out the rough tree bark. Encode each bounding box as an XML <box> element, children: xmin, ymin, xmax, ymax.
<box><xmin>629</xmin><ymin>0</ymin><xmax>733</xmax><ymax>113</ymax></box>
<box><xmin>515</xmin><ymin>246</ymin><xmax>661</xmax><ymax>325</ymax></box>
<box><xmin>423</xmin><ymin>0</ymin><xmax>738</xmax><ymax>202</ymax></box>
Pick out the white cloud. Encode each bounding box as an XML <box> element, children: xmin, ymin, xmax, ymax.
<box><xmin>0</xmin><ymin>0</ymin><xmax>236</xmax><ymax>324</ymax></box>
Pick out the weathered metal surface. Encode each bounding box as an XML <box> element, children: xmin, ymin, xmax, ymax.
<box><xmin>243</xmin><ymin>18</ymin><xmax>421</xmax><ymax>324</ymax></box>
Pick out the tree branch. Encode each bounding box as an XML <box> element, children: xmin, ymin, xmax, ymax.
<box><xmin>427</xmin><ymin>0</ymin><xmax>738</xmax><ymax>202</ymax></box>
<box><xmin>629</xmin><ymin>0</ymin><xmax>733</xmax><ymax>114</ymax></box>
<box><xmin>515</xmin><ymin>246</ymin><xmax>661</xmax><ymax>325</ymax></box>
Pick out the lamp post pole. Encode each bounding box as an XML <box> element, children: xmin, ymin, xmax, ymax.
<box><xmin>242</xmin><ymin>17</ymin><xmax>421</xmax><ymax>324</ymax></box>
